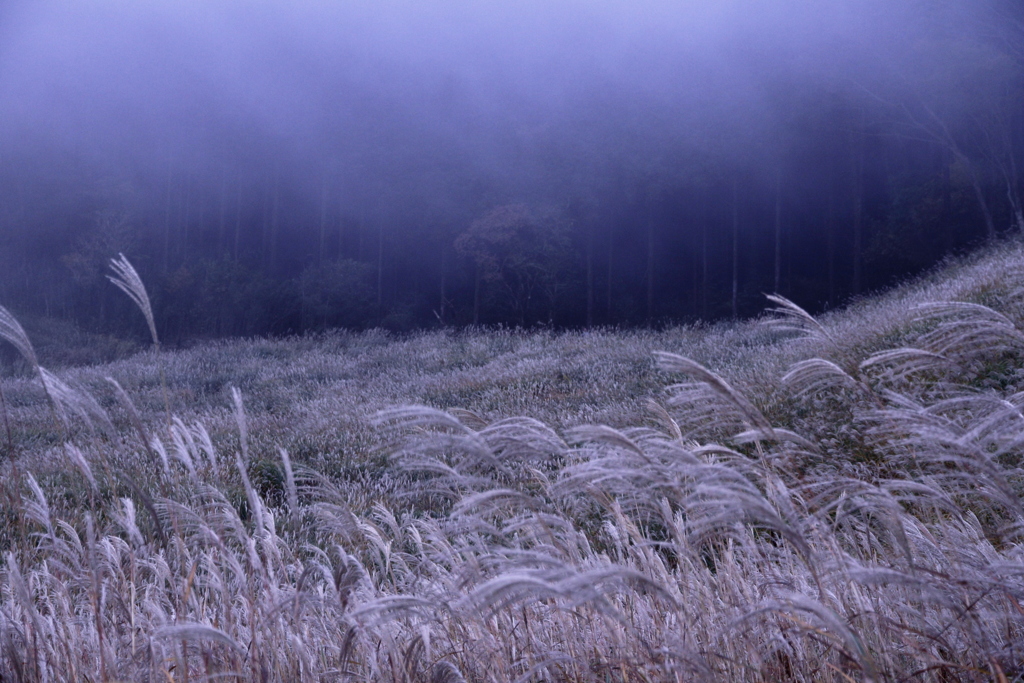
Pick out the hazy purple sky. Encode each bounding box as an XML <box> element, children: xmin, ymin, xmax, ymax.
<box><xmin>0</xmin><ymin>0</ymin><xmax>989</xmax><ymax>214</ymax></box>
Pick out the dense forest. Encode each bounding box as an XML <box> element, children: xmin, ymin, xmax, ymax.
<box><xmin>1</xmin><ymin>0</ymin><xmax>1023</xmax><ymax>341</ymax></box>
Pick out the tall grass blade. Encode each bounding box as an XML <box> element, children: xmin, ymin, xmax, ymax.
<box><xmin>0</xmin><ymin>305</ymin><xmax>39</xmax><ymax>370</ymax></box>
<box><xmin>108</xmin><ymin>253</ymin><xmax>159</xmax><ymax>348</ymax></box>
<box><xmin>0</xmin><ymin>305</ymin><xmax>67</xmax><ymax>435</ymax></box>
<box><xmin>764</xmin><ymin>293</ymin><xmax>838</xmax><ymax>349</ymax></box>
<box><xmin>231</xmin><ymin>386</ymin><xmax>248</xmax><ymax>463</ymax></box>
<box><xmin>109</xmin><ymin>253</ymin><xmax>171</xmax><ymax>429</ymax></box>
<box><xmin>153</xmin><ymin>624</ymin><xmax>245</xmax><ymax>655</ymax></box>
<box><xmin>655</xmin><ymin>351</ymin><xmax>775</xmax><ymax>439</ymax></box>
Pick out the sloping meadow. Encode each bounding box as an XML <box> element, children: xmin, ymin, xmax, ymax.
<box><xmin>1</xmin><ymin>243</ymin><xmax>1024</xmax><ymax>681</ymax></box>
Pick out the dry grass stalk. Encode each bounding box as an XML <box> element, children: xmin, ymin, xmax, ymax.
<box><xmin>107</xmin><ymin>254</ymin><xmax>159</xmax><ymax>349</ymax></box>
<box><xmin>0</xmin><ymin>305</ymin><xmax>66</xmax><ymax>435</ymax></box>
<box><xmin>108</xmin><ymin>253</ymin><xmax>171</xmax><ymax>428</ymax></box>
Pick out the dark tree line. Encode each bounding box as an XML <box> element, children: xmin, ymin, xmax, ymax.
<box><xmin>1</xmin><ymin>3</ymin><xmax>1023</xmax><ymax>343</ymax></box>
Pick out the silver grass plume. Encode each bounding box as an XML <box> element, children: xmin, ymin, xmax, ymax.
<box><xmin>236</xmin><ymin>453</ymin><xmax>266</xmax><ymax>538</ymax></box>
<box><xmin>39</xmin><ymin>369</ymin><xmax>113</xmax><ymax>436</ymax></box>
<box><xmin>655</xmin><ymin>351</ymin><xmax>775</xmax><ymax>440</ymax></box>
<box><xmin>109</xmin><ymin>253</ymin><xmax>172</xmax><ymax>429</ymax></box>
<box><xmin>0</xmin><ymin>304</ymin><xmax>65</xmax><ymax>432</ymax></box>
<box><xmin>64</xmin><ymin>444</ymin><xmax>97</xmax><ymax>493</ymax></box>
<box><xmin>646</xmin><ymin>398</ymin><xmax>683</xmax><ymax>441</ymax></box>
<box><xmin>231</xmin><ymin>386</ymin><xmax>249</xmax><ymax>462</ymax></box>
<box><xmin>153</xmin><ymin>623</ymin><xmax>245</xmax><ymax>655</ymax></box>
<box><xmin>280</xmin><ymin>447</ymin><xmax>299</xmax><ymax>514</ymax></box>
<box><xmin>430</xmin><ymin>661</ymin><xmax>467</xmax><ymax>683</ymax></box>
<box><xmin>22</xmin><ymin>473</ymin><xmax>54</xmax><ymax>542</ymax></box>
<box><xmin>107</xmin><ymin>253</ymin><xmax>159</xmax><ymax>348</ymax></box>
<box><xmin>782</xmin><ymin>358</ymin><xmax>861</xmax><ymax>397</ymax></box>
<box><xmin>763</xmin><ymin>293</ymin><xmax>838</xmax><ymax>350</ymax></box>
<box><xmin>37</xmin><ymin>367</ymin><xmax>69</xmax><ymax>428</ymax></box>
<box><xmin>732</xmin><ymin>426</ymin><xmax>821</xmax><ymax>455</ymax></box>
<box><xmin>0</xmin><ymin>304</ymin><xmax>39</xmax><ymax>370</ymax></box>
<box><xmin>458</xmin><ymin>564</ymin><xmax>676</xmax><ymax>620</ymax></box>
<box><xmin>745</xmin><ymin>592</ymin><xmax>880</xmax><ymax>683</ymax></box>
<box><xmin>913</xmin><ymin>300</ymin><xmax>1024</xmax><ymax>362</ymax></box>
<box><xmin>6</xmin><ymin>552</ymin><xmax>47</xmax><ymax>681</ymax></box>
<box><xmin>448</xmin><ymin>407</ymin><xmax>488</xmax><ymax>430</ymax></box>
<box><xmin>859</xmin><ymin>347</ymin><xmax>958</xmax><ymax>384</ymax></box>
<box><xmin>564</xmin><ymin>424</ymin><xmax>653</xmax><ymax>462</ymax></box>
<box><xmin>105</xmin><ymin>377</ymin><xmax>155</xmax><ymax>462</ymax></box>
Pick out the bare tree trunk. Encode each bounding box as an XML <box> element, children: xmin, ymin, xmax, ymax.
<box><xmin>1000</xmin><ymin>131</ymin><xmax>1024</xmax><ymax>232</ymax></box>
<box><xmin>219</xmin><ymin>170</ymin><xmax>227</xmax><ymax>257</ymax></box>
<box><xmin>319</xmin><ymin>175</ymin><xmax>329</xmax><ymax>266</ymax></box>
<box><xmin>701</xmin><ymin>212</ymin><xmax>708</xmax><ymax>319</ymax></box>
<box><xmin>1006</xmin><ymin>112</ymin><xmax>1024</xmax><ymax>233</ymax></box>
<box><xmin>943</xmin><ymin>150</ymin><xmax>953</xmax><ymax>252</ymax></box>
<box><xmin>233</xmin><ymin>178</ymin><xmax>242</xmax><ymax>261</ymax></box>
<box><xmin>954</xmin><ymin>148</ymin><xmax>996</xmax><ymax>239</ymax></box>
<box><xmin>976</xmin><ymin>105</ymin><xmax>1021</xmax><ymax>235</ymax></box>
<box><xmin>335</xmin><ymin>208</ymin><xmax>344</xmax><ymax>261</ymax></box>
<box><xmin>646</xmin><ymin>218</ymin><xmax>655</xmax><ymax>323</ymax></box>
<box><xmin>586</xmin><ymin>225</ymin><xmax>594</xmax><ymax>327</ymax></box>
<box><xmin>269</xmin><ymin>173</ymin><xmax>280</xmax><ymax>273</ymax></box>
<box><xmin>196</xmin><ymin>182</ymin><xmax>206</xmax><ymax>251</ymax></box>
<box><xmin>731</xmin><ymin>177</ymin><xmax>739</xmax><ymax>319</ymax></box>
<box><xmin>299</xmin><ymin>272</ymin><xmax>307</xmax><ymax>331</ymax></box>
<box><xmin>357</xmin><ymin>214</ymin><xmax>364</xmax><ymax>261</ymax></box>
<box><xmin>915</xmin><ymin>99</ymin><xmax>996</xmax><ymax>239</ymax></box>
<box><xmin>851</xmin><ymin>122</ymin><xmax>864</xmax><ymax>296</ymax></box>
<box><xmin>692</xmin><ymin>244</ymin><xmax>699</xmax><ymax>317</ymax></box>
<box><xmin>1008</xmin><ymin>185</ymin><xmax>1024</xmax><ymax>233</ymax></box>
<box><xmin>827</xmin><ymin>182</ymin><xmax>836</xmax><ymax>307</ymax></box>
<box><xmin>376</xmin><ymin>222</ymin><xmax>383</xmax><ymax>321</ymax></box>
<box><xmin>261</xmin><ymin>175</ymin><xmax>271</xmax><ymax>269</ymax></box>
<box><xmin>181</xmin><ymin>174</ymin><xmax>191</xmax><ymax>264</ymax></box>
<box><xmin>163</xmin><ymin>162</ymin><xmax>172</xmax><ymax>273</ymax></box>
<box><xmin>965</xmin><ymin>160</ymin><xmax>996</xmax><ymax>238</ymax></box>
<box><xmin>786</xmin><ymin>224</ymin><xmax>793</xmax><ymax>294</ymax></box>
<box><xmin>473</xmin><ymin>262</ymin><xmax>481</xmax><ymax>325</ymax></box>
<box><xmin>606</xmin><ymin>225</ymin><xmax>613</xmax><ymax>320</ymax></box>
<box><xmin>774</xmin><ymin>169</ymin><xmax>782</xmax><ymax>294</ymax></box>
<box><xmin>439</xmin><ymin>245</ymin><xmax>447</xmax><ymax>325</ymax></box>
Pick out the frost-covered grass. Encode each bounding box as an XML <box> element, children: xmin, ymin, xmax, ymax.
<box><xmin>1</xmin><ymin>241</ymin><xmax>1024</xmax><ymax>681</ymax></box>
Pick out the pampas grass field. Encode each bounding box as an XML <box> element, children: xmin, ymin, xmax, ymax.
<box><xmin>1</xmin><ymin>242</ymin><xmax>1024</xmax><ymax>681</ymax></box>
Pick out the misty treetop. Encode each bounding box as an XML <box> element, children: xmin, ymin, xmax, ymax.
<box><xmin>0</xmin><ymin>0</ymin><xmax>1022</xmax><ymax>341</ymax></box>
<box><xmin>454</xmin><ymin>204</ymin><xmax>574</xmax><ymax>326</ymax></box>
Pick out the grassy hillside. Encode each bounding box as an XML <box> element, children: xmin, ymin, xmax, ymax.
<box><xmin>1</xmin><ymin>240</ymin><xmax>1023</xmax><ymax>681</ymax></box>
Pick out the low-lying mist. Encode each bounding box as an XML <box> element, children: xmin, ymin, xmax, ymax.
<box><xmin>0</xmin><ymin>0</ymin><xmax>1020</xmax><ymax>337</ymax></box>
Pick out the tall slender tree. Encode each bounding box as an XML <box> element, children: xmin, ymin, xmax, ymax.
<box><xmin>731</xmin><ymin>176</ymin><xmax>739</xmax><ymax>318</ymax></box>
<box><xmin>774</xmin><ymin>169</ymin><xmax>783</xmax><ymax>294</ymax></box>
<box><xmin>851</xmin><ymin>113</ymin><xmax>865</xmax><ymax>295</ymax></box>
